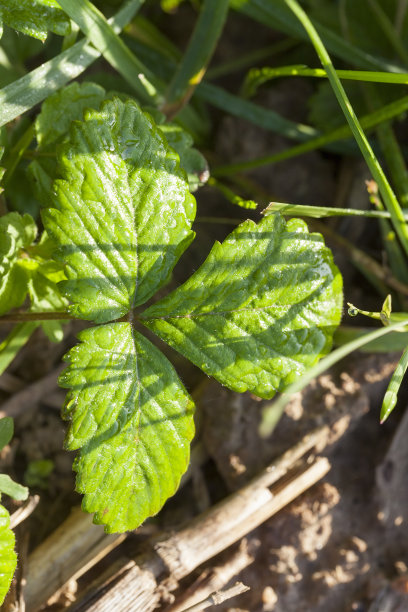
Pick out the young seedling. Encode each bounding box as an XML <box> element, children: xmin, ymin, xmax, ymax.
<box><xmin>1</xmin><ymin>93</ymin><xmax>343</xmax><ymax>533</ymax></box>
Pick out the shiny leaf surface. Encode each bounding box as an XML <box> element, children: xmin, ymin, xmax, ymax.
<box><xmin>142</xmin><ymin>214</ymin><xmax>343</xmax><ymax>398</ymax></box>
<box><xmin>43</xmin><ymin>97</ymin><xmax>196</xmax><ymax>324</ymax></box>
<box><xmin>60</xmin><ymin>323</ymin><xmax>195</xmax><ymax>532</ymax></box>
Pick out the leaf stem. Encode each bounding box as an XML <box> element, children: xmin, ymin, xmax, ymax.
<box><xmin>0</xmin><ymin>312</ymin><xmax>75</xmax><ymax>323</ymax></box>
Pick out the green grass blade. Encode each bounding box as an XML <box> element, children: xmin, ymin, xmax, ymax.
<box><xmin>230</xmin><ymin>0</ymin><xmax>404</xmax><ymax>72</ymax></box>
<box><xmin>363</xmin><ymin>83</ymin><xmax>408</xmax><ymax>209</ymax></box>
<box><xmin>56</xmin><ymin>0</ymin><xmax>158</xmax><ymax>104</ymax></box>
<box><xmin>0</xmin><ymin>0</ymin><xmax>144</xmax><ymax>127</ymax></box>
<box><xmin>334</xmin><ymin>326</ymin><xmax>408</xmax><ymax>352</ymax></box>
<box><xmin>380</xmin><ymin>346</ymin><xmax>408</xmax><ymax>423</ymax></box>
<box><xmin>124</xmin><ymin>24</ymin><xmax>326</xmax><ymax>144</ymax></box>
<box><xmin>376</xmin><ymin>123</ymin><xmax>408</xmax><ymax>208</ymax></box>
<box><xmin>263</xmin><ymin>202</ymin><xmax>408</xmax><ymax>221</ymax></box>
<box><xmin>0</xmin><ymin>418</ymin><xmax>13</xmax><ymax>451</ymax></box>
<box><xmin>164</xmin><ymin>0</ymin><xmax>229</xmax><ymax>115</ymax></box>
<box><xmin>197</xmin><ymin>81</ymin><xmax>319</xmax><ymax>141</ymax></box>
<box><xmin>244</xmin><ymin>65</ymin><xmax>408</xmax><ymax>98</ymax></box>
<box><xmin>366</xmin><ymin>0</ymin><xmax>408</xmax><ymax>66</ymax></box>
<box><xmin>366</xmin><ymin>174</ymin><xmax>408</xmax><ymax>287</ymax></box>
<box><xmin>213</xmin><ymin>94</ymin><xmax>408</xmax><ymax>176</ymax></box>
<box><xmin>260</xmin><ymin>318</ymin><xmax>408</xmax><ymax>436</ymax></box>
<box><xmin>207</xmin><ymin>39</ymin><xmax>298</xmax><ymax>80</ymax></box>
<box><xmin>278</xmin><ymin>0</ymin><xmax>408</xmax><ymax>257</ymax></box>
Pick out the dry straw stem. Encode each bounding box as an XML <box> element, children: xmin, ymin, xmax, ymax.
<box><xmin>24</xmin><ymin>508</ymin><xmax>126</xmax><ymax>611</ymax></box>
<box><xmin>165</xmin><ymin>540</ymin><xmax>255</xmax><ymax>612</ymax></box>
<box><xmin>53</xmin><ymin>427</ymin><xmax>330</xmax><ymax>612</ymax></box>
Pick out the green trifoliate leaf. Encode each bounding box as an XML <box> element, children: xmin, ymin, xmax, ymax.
<box><xmin>0</xmin><ymin>504</ymin><xmax>16</xmax><ymax>605</ymax></box>
<box><xmin>60</xmin><ymin>323</ymin><xmax>195</xmax><ymax>532</ymax></box>
<box><xmin>0</xmin><ymin>475</ymin><xmax>28</xmax><ymax>501</ymax></box>
<box><xmin>0</xmin><ymin>0</ymin><xmax>70</xmax><ymax>42</ymax></box>
<box><xmin>43</xmin><ymin>97</ymin><xmax>196</xmax><ymax>324</ymax></box>
<box><xmin>0</xmin><ymin>212</ymin><xmax>37</xmax><ymax>316</ymax></box>
<box><xmin>142</xmin><ymin>214</ymin><xmax>343</xmax><ymax>399</ymax></box>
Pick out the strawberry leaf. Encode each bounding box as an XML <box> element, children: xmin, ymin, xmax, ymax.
<box><xmin>43</xmin><ymin>97</ymin><xmax>196</xmax><ymax>324</ymax></box>
<box><xmin>60</xmin><ymin>323</ymin><xmax>195</xmax><ymax>533</ymax></box>
<box><xmin>142</xmin><ymin>213</ymin><xmax>343</xmax><ymax>398</ymax></box>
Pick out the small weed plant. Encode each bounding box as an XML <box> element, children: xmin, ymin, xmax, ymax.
<box><xmin>1</xmin><ymin>91</ymin><xmax>343</xmax><ymax>534</ymax></box>
<box><xmin>2</xmin><ymin>0</ymin><xmax>408</xmax><ymax>603</ymax></box>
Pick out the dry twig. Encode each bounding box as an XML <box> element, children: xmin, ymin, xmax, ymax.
<box><xmin>10</xmin><ymin>496</ymin><xmax>40</xmax><ymax>529</ymax></box>
<box><xmin>178</xmin><ymin>581</ymin><xmax>250</xmax><ymax>612</ymax></box>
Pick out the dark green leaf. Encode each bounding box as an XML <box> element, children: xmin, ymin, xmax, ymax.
<box><xmin>142</xmin><ymin>214</ymin><xmax>343</xmax><ymax>398</ymax></box>
<box><xmin>60</xmin><ymin>323</ymin><xmax>195</xmax><ymax>532</ymax></box>
<box><xmin>0</xmin><ymin>418</ymin><xmax>13</xmax><ymax>451</ymax></box>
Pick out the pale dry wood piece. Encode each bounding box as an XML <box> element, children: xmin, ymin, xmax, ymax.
<box><xmin>24</xmin><ymin>506</ymin><xmax>126</xmax><ymax>611</ymax></box>
<box><xmin>69</xmin><ymin>427</ymin><xmax>331</xmax><ymax>612</ymax></box>
<box><xmin>165</xmin><ymin>539</ymin><xmax>255</xmax><ymax>612</ymax></box>
<box><xmin>179</xmin><ymin>581</ymin><xmax>250</xmax><ymax>612</ymax></box>
<box><xmin>0</xmin><ymin>365</ymin><xmax>64</xmax><ymax>419</ymax></box>
<box><xmin>154</xmin><ymin>456</ymin><xmax>330</xmax><ymax>582</ymax></box>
